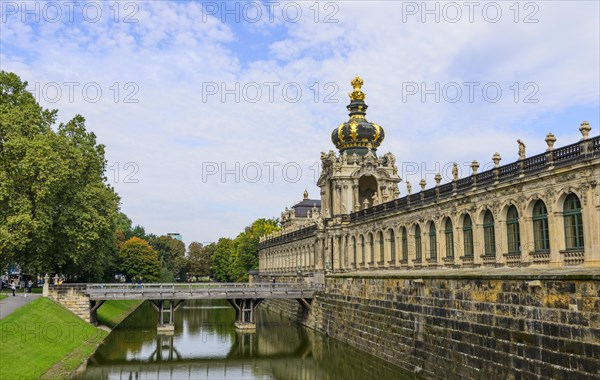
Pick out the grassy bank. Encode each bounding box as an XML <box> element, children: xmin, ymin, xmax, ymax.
<box><xmin>97</xmin><ymin>300</ymin><xmax>143</xmax><ymax>328</ymax></box>
<box><xmin>0</xmin><ymin>297</ymin><xmax>108</xmax><ymax>379</ymax></box>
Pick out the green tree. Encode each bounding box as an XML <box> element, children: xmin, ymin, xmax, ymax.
<box><xmin>118</xmin><ymin>237</ymin><xmax>160</xmax><ymax>282</ymax></box>
<box><xmin>211</xmin><ymin>238</ymin><xmax>234</xmax><ymax>282</ymax></box>
<box><xmin>230</xmin><ymin>218</ymin><xmax>279</xmax><ymax>282</ymax></box>
<box><xmin>187</xmin><ymin>241</ymin><xmax>211</xmax><ymax>277</ymax></box>
<box><xmin>0</xmin><ymin>71</ymin><xmax>120</xmax><ymax>281</ymax></box>
<box><xmin>131</xmin><ymin>225</ymin><xmax>147</xmax><ymax>240</ymax></box>
<box><xmin>148</xmin><ymin>235</ymin><xmax>185</xmax><ymax>274</ymax></box>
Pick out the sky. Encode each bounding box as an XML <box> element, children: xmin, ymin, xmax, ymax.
<box><xmin>1</xmin><ymin>1</ymin><xmax>599</xmax><ymax>246</ymax></box>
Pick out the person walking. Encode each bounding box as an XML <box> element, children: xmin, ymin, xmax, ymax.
<box><xmin>10</xmin><ymin>281</ymin><xmax>16</xmax><ymax>297</ymax></box>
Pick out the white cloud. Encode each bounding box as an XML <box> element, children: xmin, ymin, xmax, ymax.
<box><xmin>1</xmin><ymin>0</ymin><xmax>598</xmax><ymax>244</ymax></box>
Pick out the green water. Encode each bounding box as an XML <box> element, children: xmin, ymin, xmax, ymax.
<box><xmin>73</xmin><ymin>300</ymin><xmax>415</xmax><ymax>379</ymax></box>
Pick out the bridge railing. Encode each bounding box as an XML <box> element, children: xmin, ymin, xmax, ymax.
<box><xmin>86</xmin><ymin>282</ymin><xmax>323</xmax><ymax>295</ymax></box>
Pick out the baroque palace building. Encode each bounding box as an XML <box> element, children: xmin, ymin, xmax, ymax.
<box><xmin>259</xmin><ymin>76</ymin><xmax>600</xmax><ymax>281</ymax></box>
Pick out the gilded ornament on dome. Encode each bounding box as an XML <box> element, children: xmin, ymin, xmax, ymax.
<box><xmin>337</xmin><ymin>124</ymin><xmax>345</xmax><ymax>142</ymax></box>
<box><xmin>373</xmin><ymin>123</ymin><xmax>381</xmax><ymax>141</ymax></box>
<box><xmin>349</xmin><ymin>121</ymin><xmax>359</xmax><ymax>140</ymax></box>
<box><xmin>348</xmin><ymin>75</ymin><xmax>366</xmax><ymax>101</ymax></box>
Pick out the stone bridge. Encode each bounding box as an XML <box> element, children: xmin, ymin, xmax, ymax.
<box><xmin>46</xmin><ymin>283</ymin><xmax>320</xmax><ymax>332</ymax></box>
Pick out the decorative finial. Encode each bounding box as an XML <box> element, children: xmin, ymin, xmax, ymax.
<box><xmin>419</xmin><ymin>179</ymin><xmax>426</xmax><ymax>191</ymax></box>
<box><xmin>545</xmin><ymin>133</ymin><xmax>556</xmax><ymax>151</ymax></box>
<box><xmin>492</xmin><ymin>152</ymin><xmax>502</xmax><ymax>167</ymax></box>
<box><xmin>349</xmin><ymin>75</ymin><xmax>366</xmax><ymax>101</ymax></box>
<box><xmin>303</xmin><ymin>189</ymin><xmax>308</xmax><ymax>200</ymax></box>
<box><xmin>579</xmin><ymin>121</ymin><xmax>591</xmax><ymax>140</ymax></box>
<box><xmin>434</xmin><ymin>173</ymin><xmax>442</xmax><ymax>186</ymax></box>
<box><xmin>471</xmin><ymin>160</ymin><xmax>480</xmax><ymax>175</ymax></box>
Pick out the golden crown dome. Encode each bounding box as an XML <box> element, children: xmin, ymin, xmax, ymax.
<box><xmin>331</xmin><ymin>76</ymin><xmax>385</xmax><ymax>155</ymax></box>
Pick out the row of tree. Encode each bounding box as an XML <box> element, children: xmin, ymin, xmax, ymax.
<box><xmin>115</xmin><ymin>216</ymin><xmax>279</xmax><ymax>283</ymax></box>
<box><xmin>196</xmin><ymin>218</ymin><xmax>279</xmax><ymax>282</ymax></box>
<box><xmin>1</xmin><ymin>71</ymin><xmax>280</xmax><ymax>283</ymax></box>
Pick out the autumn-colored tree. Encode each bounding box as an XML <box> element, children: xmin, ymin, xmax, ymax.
<box><xmin>118</xmin><ymin>237</ymin><xmax>160</xmax><ymax>282</ymax></box>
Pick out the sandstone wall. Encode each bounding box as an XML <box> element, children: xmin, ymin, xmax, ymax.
<box><xmin>263</xmin><ymin>273</ymin><xmax>600</xmax><ymax>380</ymax></box>
<box><xmin>47</xmin><ymin>284</ymin><xmax>90</xmax><ymax>323</ymax></box>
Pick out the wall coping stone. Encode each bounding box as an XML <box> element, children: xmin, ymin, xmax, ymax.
<box><xmin>328</xmin><ymin>267</ymin><xmax>600</xmax><ymax>280</ymax></box>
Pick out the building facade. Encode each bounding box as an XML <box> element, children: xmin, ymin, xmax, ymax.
<box><xmin>259</xmin><ymin>77</ymin><xmax>600</xmax><ymax>281</ymax></box>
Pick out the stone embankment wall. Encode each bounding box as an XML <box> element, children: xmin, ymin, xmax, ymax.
<box><xmin>261</xmin><ymin>272</ymin><xmax>600</xmax><ymax>380</ymax></box>
<box><xmin>46</xmin><ymin>284</ymin><xmax>91</xmax><ymax>323</ymax></box>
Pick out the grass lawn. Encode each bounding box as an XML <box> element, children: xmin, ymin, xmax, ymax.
<box><xmin>97</xmin><ymin>300</ymin><xmax>142</xmax><ymax>328</ymax></box>
<box><xmin>0</xmin><ymin>294</ymin><xmax>6</xmax><ymax>300</ymax></box>
<box><xmin>0</xmin><ymin>297</ymin><xmax>108</xmax><ymax>380</ymax></box>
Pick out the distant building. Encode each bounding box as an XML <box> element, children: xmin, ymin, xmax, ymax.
<box><xmin>167</xmin><ymin>233</ymin><xmax>183</xmax><ymax>241</ymax></box>
<box><xmin>259</xmin><ymin>76</ymin><xmax>600</xmax><ymax>280</ymax></box>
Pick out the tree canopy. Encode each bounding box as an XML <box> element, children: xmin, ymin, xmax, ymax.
<box><xmin>0</xmin><ymin>71</ymin><xmax>120</xmax><ymax>281</ymax></box>
<box><xmin>187</xmin><ymin>241</ymin><xmax>211</xmax><ymax>277</ymax></box>
<box><xmin>117</xmin><ymin>237</ymin><xmax>160</xmax><ymax>282</ymax></box>
<box><xmin>209</xmin><ymin>218</ymin><xmax>279</xmax><ymax>282</ymax></box>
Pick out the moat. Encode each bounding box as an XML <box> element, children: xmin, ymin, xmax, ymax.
<box><xmin>73</xmin><ymin>299</ymin><xmax>415</xmax><ymax>379</ymax></box>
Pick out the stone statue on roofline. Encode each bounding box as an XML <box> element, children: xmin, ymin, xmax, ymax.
<box><xmin>517</xmin><ymin>139</ymin><xmax>526</xmax><ymax>160</ymax></box>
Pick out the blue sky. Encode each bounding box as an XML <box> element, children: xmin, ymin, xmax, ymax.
<box><xmin>1</xmin><ymin>1</ymin><xmax>598</xmax><ymax>246</ymax></box>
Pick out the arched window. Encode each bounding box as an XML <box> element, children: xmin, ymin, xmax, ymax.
<box><xmin>414</xmin><ymin>225</ymin><xmax>422</xmax><ymax>260</ymax></box>
<box><xmin>463</xmin><ymin>215</ymin><xmax>474</xmax><ymax>256</ymax></box>
<box><xmin>378</xmin><ymin>231</ymin><xmax>384</xmax><ymax>264</ymax></box>
<box><xmin>401</xmin><ymin>227</ymin><xmax>408</xmax><ymax>262</ymax></box>
<box><xmin>351</xmin><ymin>237</ymin><xmax>357</xmax><ymax>268</ymax></box>
<box><xmin>428</xmin><ymin>222</ymin><xmax>437</xmax><ymax>259</ymax></box>
<box><xmin>369</xmin><ymin>233</ymin><xmax>374</xmax><ymax>265</ymax></box>
<box><xmin>388</xmin><ymin>230</ymin><xmax>396</xmax><ymax>263</ymax></box>
<box><xmin>564</xmin><ymin>194</ymin><xmax>584</xmax><ymax>250</ymax></box>
<box><xmin>506</xmin><ymin>206</ymin><xmax>520</xmax><ymax>254</ymax></box>
<box><xmin>533</xmin><ymin>200</ymin><xmax>550</xmax><ymax>252</ymax></box>
<box><xmin>483</xmin><ymin>210</ymin><xmax>496</xmax><ymax>255</ymax></box>
<box><xmin>360</xmin><ymin>235</ymin><xmax>365</xmax><ymax>265</ymax></box>
<box><xmin>445</xmin><ymin>219</ymin><xmax>454</xmax><ymax>257</ymax></box>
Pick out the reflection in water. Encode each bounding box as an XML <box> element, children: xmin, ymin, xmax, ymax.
<box><xmin>73</xmin><ymin>300</ymin><xmax>415</xmax><ymax>380</ymax></box>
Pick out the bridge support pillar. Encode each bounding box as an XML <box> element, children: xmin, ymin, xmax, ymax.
<box><xmin>150</xmin><ymin>300</ymin><xmax>184</xmax><ymax>334</ymax></box>
<box><xmin>296</xmin><ymin>298</ymin><xmax>312</xmax><ymax>310</ymax></box>
<box><xmin>89</xmin><ymin>300</ymin><xmax>105</xmax><ymax>326</ymax></box>
<box><xmin>228</xmin><ymin>299</ymin><xmax>263</xmax><ymax>331</ymax></box>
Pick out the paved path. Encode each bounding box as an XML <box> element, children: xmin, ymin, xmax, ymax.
<box><xmin>0</xmin><ymin>292</ymin><xmax>42</xmax><ymax>319</ymax></box>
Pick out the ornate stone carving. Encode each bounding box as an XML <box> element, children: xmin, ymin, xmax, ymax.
<box><xmin>579</xmin><ymin>121</ymin><xmax>591</xmax><ymax>140</ymax></box>
<box><xmin>492</xmin><ymin>152</ymin><xmax>502</xmax><ymax>167</ymax></box>
<box><xmin>545</xmin><ymin>133</ymin><xmax>556</xmax><ymax>151</ymax></box>
<box><xmin>556</xmin><ymin>173</ymin><xmax>577</xmax><ymax>183</ymax></box>
<box><xmin>471</xmin><ymin>160</ymin><xmax>480</xmax><ymax>175</ymax></box>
